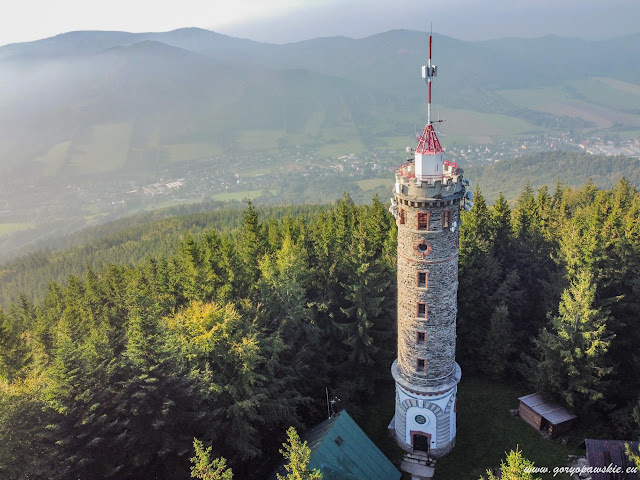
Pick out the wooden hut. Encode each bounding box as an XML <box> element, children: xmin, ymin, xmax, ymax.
<box><xmin>585</xmin><ymin>439</ymin><xmax>639</xmax><ymax>480</ymax></box>
<box><xmin>518</xmin><ymin>393</ymin><xmax>576</xmax><ymax>438</ymax></box>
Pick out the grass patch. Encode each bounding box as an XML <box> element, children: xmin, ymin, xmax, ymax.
<box><xmin>317</xmin><ymin>139</ymin><xmax>366</xmax><ymax>157</ymax></box>
<box><xmin>360</xmin><ymin>376</ymin><xmax>573</xmax><ymax>480</ymax></box>
<box><xmin>303</xmin><ymin>110</ymin><xmax>326</xmax><ymax>136</ymax></box>
<box><xmin>437</xmin><ymin>377</ymin><xmax>572</xmax><ymax>480</ymax></box>
<box><xmin>498</xmin><ymin>85</ymin><xmax>574</xmax><ymax>109</ymax></box>
<box><xmin>238</xmin><ymin>168</ymin><xmax>271</xmax><ymax>178</ymax></box>
<box><xmin>0</xmin><ymin>223</ymin><xmax>34</xmax><ymax>236</ymax></box>
<box><xmin>68</xmin><ymin>122</ymin><xmax>132</xmax><ymax>174</ymax></box>
<box><xmin>236</xmin><ymin>129</ymin><xmax>284</xmax><ymax>151</ymax></box>
<box><xmin>354</xmin><ymin>380</ymin><xmax>407</xmax><ymax>478</ymax></box>
<box><xmin>379</xmin><ymin>136</ymin><xmax>419</xmax><ymax>150</ymax></box>
<box><xmin>572</xmin><ymin>78</ymin><xmax>640</xmax><ymax>111</ymax></box>
<box><xmin>498</xmin><ymin>79</ymin><xmax>640</xmax><ymax>127</ymax></box>
<box><xmin>164</xmin><ymin>143</ymin><xmax>222</xmax><ymax>163</ymax></box>
<box><xmin>441</xmin><ymin>108</ymin><xmax>541</xmax><ymax>137</ymax></box>
<box><xmin>605</xmin><ymin>128</ymin><xmax>640</xmax><ymax>138</ymax></box>
<box><xmin>210</xmin><ymin>189</ymin><xmax>276</xmax><ymax>201</ymax></box>
<box><xmin>355</xmin><ymin>179</ymin><xmax>394</xmax><ymax>191</ymax></box>
<box><xmin>34</xmin><ymin>141</ymin><xmax>71</xmax><ymax>176</ymax></box>
<box><xmin>442</xmin><ymin>135</ymin><xmax>474</xmax><ymax>146</ymax></box>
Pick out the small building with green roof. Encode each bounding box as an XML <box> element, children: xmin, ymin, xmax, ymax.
<box><xmin>299</xmin><ymin>410</ymin><xmax>401</xmax><ymax>480</ymax></box>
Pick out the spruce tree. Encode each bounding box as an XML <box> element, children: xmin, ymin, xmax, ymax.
<box><xmin>480</xmin><ymin>304</ymin><xmax>514</xmax><ymax>379</ymax></box>
<box><xmin>529</xmin><ymin>270</ymin><xmax>613</xmax><ymax>410</ymax></box>
<box><xmin>276</xmin><ymin>427</ymin><xmax>322</xmax><ymax>480</ymax></box>
<box><xmin>490</xmin><ymin>191</ymin><xmax>513</xmax><ymax>267</ymax></box>
<box><xmin>190</xmin><ymin>439</ymin><xmax>233</xmax><ymax>480</ymax></box>
<box><xmin>458</xmin><ymin>187</ymin><xmax>500</xmax><ymax>368</ymax></box>
<box><xmin>236</xmin><ymin>200</ymin><xmax>267</xmax><ymax>288</ymax></box>
<box><xmin>479</xmin><ymin>447</ymin><xmax>541</xmax><ymax>480</ymax></box>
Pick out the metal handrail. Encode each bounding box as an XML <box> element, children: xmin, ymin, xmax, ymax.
<box><xmin>398</xmin><ymin>160</ymin><xmax>460</xmax><ymax>182</ymax></box>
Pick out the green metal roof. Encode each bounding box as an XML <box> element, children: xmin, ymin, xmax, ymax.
<box><xmin>303</xmin><ymin>410</ymin><xmax>401</xmax><ymax>480</ymax></box>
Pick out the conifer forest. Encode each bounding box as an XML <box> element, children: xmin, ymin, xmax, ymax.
<box><xmin>1</xmin><ymin>178</ymin><xmax>640</xmax><ymax>479</ymax></box>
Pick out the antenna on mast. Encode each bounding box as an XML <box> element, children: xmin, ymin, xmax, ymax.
<box><xmin>421</xmin><ymin>24</ymin><xmax>437</xmax><ymax>125</ymax></box>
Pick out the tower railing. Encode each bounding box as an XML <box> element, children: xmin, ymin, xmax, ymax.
<box><xmin>397</xmin><ymin>160</ymin><xmax>460</xmax><ymax>182</ymax></box>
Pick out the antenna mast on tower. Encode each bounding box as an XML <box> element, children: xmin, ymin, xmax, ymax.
<box><xmin>422</xmin><ymin>25</ymin><xmax>437</xmax><ymax>125</ymax></box>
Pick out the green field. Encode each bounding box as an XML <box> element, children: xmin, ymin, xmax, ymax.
<box><xmin>67</xmin><ymin>122</ymin><xmax>132</xmax><ymax>175</ymax></box>
<box><xmin>499</xmin><ymin>85</ymin><xmax>576</xmax><ymax>109</ymax></box>
<box><xmin>442</xmin><ymin>108</ymin><xmax>542</xmax><ymax>137</ymax></box>
<box><xmin>498</xmin><ymin>78</ymin><xmax>640</xmax><ymax>130</ymax></box>
<box><xmin>359</xmin><ymin>376</ymin><xmax>573</xmax><ymax>480</ymax></box>
<box><xmin>303</xmin><ymin>110</ymin><xmax>326</xmax><ymax>135</ymax></box>
<box><xmin>317</xmin><ymin>139</ymin><xmax>366</xmax><ymax>157</ymax></box>
<box><xmin>354</xmin><ymin>178</ymin><xmax>394</xmax><ymax>191</ymax></box>
<box><xmin>34</xmin><ymin>140</ymin><xmax>72</xmax><ymax>176</ymax></box>
<box><xmin>210</xmin><ymin>189</ymin><xmax>277</xmax><ymax>201</ymax></box>
<box><xmin>573</xmin><ymin>78</ymin><xmax>640</xmax><ymax>111</ymax></box>
<box><xmin>436</xmin><ymin>377</ymin><xmax>572</xmax><ymax>480</ymax></box>
<box><xmin>237</xmin><ymin>167</ymin><xmax>272</xmax><ymax>178</ymax></box>
<box><xmin>441</xmin><ymin>135</ymin><xmax>475</xmax><ymax>146</ymax></box>
<box><xmin>0</xmin><ymin>223</ymin><xmax>34</xmax><ymax>236</ymax></box>
<box><xmin>379</xmin><ymin>136</ymin><xmax>421</xmax><ymax>150</ymax></box>
<box><xmin>164</xmin><ymin>143</ymin><xmax>222</xmax><ymax>163</ymax></box>
<box><xmin>236</xmin><ymin>129</ymin><xmax>284</xmax><ymax>151</ymax></box>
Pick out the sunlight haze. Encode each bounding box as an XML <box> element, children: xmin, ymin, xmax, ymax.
<box><xmin>2</xmin><ymin>0</ymin><xmax>639</xmax><ymax>47</ymax></box>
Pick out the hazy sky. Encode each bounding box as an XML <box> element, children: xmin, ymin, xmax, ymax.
<box><xmin>2</xmin><ymin>0</ymin><xmax>639</xmax><ymax>47</ymax></box>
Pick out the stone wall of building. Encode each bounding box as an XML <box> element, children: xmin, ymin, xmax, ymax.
<box><xmin>394</xmin><ymin>191</ymin><xmax>461</xmax><ymax>389</ymax></box>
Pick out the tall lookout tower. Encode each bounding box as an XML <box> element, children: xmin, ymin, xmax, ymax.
<box><xmin>389</xmin><ymin>32</ymin><xmax>468</xmax><ymax>465</ymax></box>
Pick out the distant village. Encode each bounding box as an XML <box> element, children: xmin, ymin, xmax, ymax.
<box><xmin>0</xmin><ymin>131</ymin><xmax>638</xmax><ymax>242</ymax></box>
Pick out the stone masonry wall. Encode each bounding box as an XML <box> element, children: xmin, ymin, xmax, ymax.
<box><xmin>394</xmin><ymin>191</ymin><xmax>462</xmax><ymax>389</ymax></box>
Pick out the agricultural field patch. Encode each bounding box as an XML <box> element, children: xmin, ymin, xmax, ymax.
<box><xmin>0</xmin><ymin>223</ymin><xmax>34</xmax><ymax>236</ymax></box>
<box><xmin>354</xmin><ymin>178</ymin><xmax>394</xmax><ymax>191</ymax></box>
<box><xmin>33</xmin><ymin>141</ymin><xmax>71</xmax><ymax>176</ymax></box>
<box><xmin>498</xmin><ymin>79</ymin><xmax>640</xmax><ymax>130</ymax></box>
<box><xmin>210</xmin><ymin>189</ymin><xmax>276</xmax><ymax>201</ymax></box>
<box><xmin>236</xmin><ymin>129</ymin><xmax>284</xmax><ymax>152</ymax></box>
<box><xmin>379</xmin><ymin>136</ymin><xmax>421</xmax><ymax>150</ymax></box>
<box><xmin>317</xmin><ymin>139</ymin><xmax>366</xmax><ymax>157</ymax></box>
<box><xmin>597</xmin><ymin>77</ymin><xmax>640</xmax><ymax>97</ymax></box>
<box><xmin>440</xmin><ymin>135</ymin><xmax>474</xmax><ymax>146</ymax></box>
<box><xmin>498</xmin><ymin>85</ymin><xmax>574</xmax><ymax>108</ymax></box>
<box><xmin>533</xmin><ymin>102</ymin><xmax>640</xmax><ymax>130</ymax></box>
<box><xmin>66</xmin><ymin>122</ymin><xmax>133</xmax><ymax>175</ymax></box>
<box><xmin>571</xmin><ymin>78</ymin><xmax>640</xmax><ymax>111</ymax></box>
<box><xmin>440</xmin><ymin>108</ymin><xmax>540</xmax><ymax>137</ymax></box>
<box><xmin>164</xmin><ymin>143</ymin><xmax>223</xmax><ymax>163</ymax></box>
<box><xmin>237</xmin><ymin>167</ymin><xmax>272</xmax><ymax>178</ymax></box>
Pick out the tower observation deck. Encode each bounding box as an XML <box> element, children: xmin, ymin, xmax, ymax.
<box><xmin>388</xmin><ymin>31</ymin><xmax>468</xmax><ymax>461</ymax></box>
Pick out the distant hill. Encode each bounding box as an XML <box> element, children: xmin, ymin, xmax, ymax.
<box><xmin>1</xmin><ymin>27</ymin><xmax>640</xmax><ymax>257</ymax></box>
<box><xmin>0</xmin><ymin>202</ymin><xmax>327</xmax><ymax>306</ymax></box>
<box><xmin>465</xmin><ymin>151</ymin><xmax>640</xmax><ymax>202</ymax></box>
<box><xmin>2</xmin><ymin>28</ymin><xmax>640</xmax><ymax>178</ymax></box>
<box><xmin>0</xmin><ymin>37</ymin><xmax>392</xmax><ymax>178</ymax></box>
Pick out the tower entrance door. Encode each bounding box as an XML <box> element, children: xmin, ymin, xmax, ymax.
<box><xmin>412</xmin><ymin>432</ymin><xmax>431</xmax><ymax>453</ymax></box>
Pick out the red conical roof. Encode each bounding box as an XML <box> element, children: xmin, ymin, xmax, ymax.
<box><xmin>415</xmin><ymin>123</ymin><xmax>443</xmax><ymax>155</ymax></box>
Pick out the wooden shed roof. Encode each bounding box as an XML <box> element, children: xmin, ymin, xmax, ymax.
<box><xmin>518</xmin><ymin>393</ymin><xmax>577</xmax><ymax>425</ymax></box>
<box><xmin>585</xmin><ymin>439</ymin><xmax>639</xmax><ymax>480</ymax></box>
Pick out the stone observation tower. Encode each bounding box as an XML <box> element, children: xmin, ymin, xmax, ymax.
<box><xmin>389</xmin><ymin>32</ymin><xmax>470</xmax><ymax>464</ymax></box>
